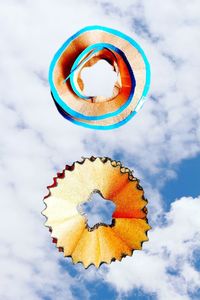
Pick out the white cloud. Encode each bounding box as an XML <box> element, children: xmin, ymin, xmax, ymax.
<box><xmin>0</xmin><ymin>1</ymin><xmax>113</xmax><ymax>299</ymax></box>
<box><xmin>90</xmin><ymin>0</ymin><xmax>200</xmax><ymax>176</ymax></box>
<box><xmin>105</xmin><ymin>196</ymin><xmax>200</xmax><ymax>300</ymax></box>
<box><xmin>0</xmin><ymin>0</ymin><xmax>200</xmax><ymax>299</ymax></box>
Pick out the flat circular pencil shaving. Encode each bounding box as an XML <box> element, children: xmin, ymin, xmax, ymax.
<box><xmin>42</xmin><ymin>157</ymin><xmax>151</xmax><ymax>268</ymax></box>
<box><xmin>49</xmin><ymin>25</ymin><xmax>151</xmax><ymax>129</ymax></box>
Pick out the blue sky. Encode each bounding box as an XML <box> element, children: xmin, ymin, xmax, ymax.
<box><xmin>162</xmin><ymin>156</ymin><xmax>200</xmax><ymax>209</ymax></box>
<box><xmin>0</xmin><ymin>0</ymin><xmax>200</xmax><ymax>299</ymax></box>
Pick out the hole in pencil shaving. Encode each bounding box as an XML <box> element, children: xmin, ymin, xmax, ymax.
<box><xmin>80</xmin><ymin>60</ymin><xmax>118</xmax><ymax>100</ymax></box>
<box><xmin>78</xmin><ymin>190</ymin><xmax>116</xmax><ymax>229</ymax></box>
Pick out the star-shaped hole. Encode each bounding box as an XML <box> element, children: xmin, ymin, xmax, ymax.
<box><xmin>78</xmin><ymin>190</ymin><xmax>116</xmax><ymax>229</ymax></box>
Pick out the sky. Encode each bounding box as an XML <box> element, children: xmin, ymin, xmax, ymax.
<box><xmin>0</xmin><ymin>0</ymin><xmax>200</xmax><ymax>299</ymax></box>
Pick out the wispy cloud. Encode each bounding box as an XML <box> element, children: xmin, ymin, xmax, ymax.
<box><xmin>0</xmin><ymin>0</ymin><xmax>200</xmax><ymax>299</ymax></box>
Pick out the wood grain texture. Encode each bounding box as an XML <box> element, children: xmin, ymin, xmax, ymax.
<box><xmin>50</xmin><ymin>27</ymin><xmax>148</xmax><ymax>128</ymax></box>
<box><xmin>42</xmin><ymin>157</ymin><xmax>151</xmax><ymax>268</ymax></box>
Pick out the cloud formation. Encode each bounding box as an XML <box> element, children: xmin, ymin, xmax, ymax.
<box><xmin>0</xmin><ymin>0</ymin><xmax>199</xmax><ymax>299</ymax></box>
<box><xmin>91</xmin><ymin>0</ymin><xmax>200</xmax><ymax>176</ymax></box>
<box><xmin>105</xmin><ymin>196</ymin><xmax>200</xmax><ymax>300</ymax></box>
